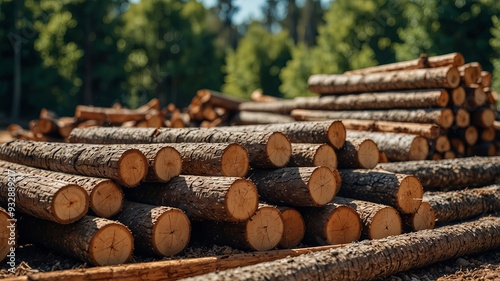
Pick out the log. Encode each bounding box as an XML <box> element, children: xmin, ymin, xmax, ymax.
<box><xmin>300</xmin><ymin>203</ymin><xmax>361</xmax><ymax>245</ymax></box>
<box><xmin>308</xmin><ymin>66</ymin><xmax>461</xmax><ymax>94</ymax></box>
<box><xmin>291</xmin><ymin>108</ymin><xmax>455</xmax><ymax>129</ymax></box>
<box><xmin>450</xmin><ymin>87</ymin><xmax>466</xmax><ymax>106</ymax></box>
<box><xmin>57</xmin><ymin>117</ymin><xmax>78</xmax><ymax>138</ymax></box>
<box><xmin>480</xmin><ymin>127</ymin><xmax>496</xmax><ymax>142</ymax></box>
<box><xmin>480</xmin><ymin>71</ymin><xmax>492</xmax><ymax>87</ymax></box>
<box><xmin>197</xmin><ymin>89</ymin><xmax>244</xmax><ymax>111</ymax></box>
<box><xmin>337</xmin><ymin>169</ymin><xmax>423</xmax><ymax>214</ymax></box>
<box><xmin>113</xmin><ymin>201</ymin><xmax>190</xmax><ymax>256</ymax></box>
<box><xmin>468</xmin><ymin>142</ymin><xmax>497</xmax><ymax>157</ymax></box>
<box><xmin>465</xmin><ymin>85</ymin><xmax>486</xmax><ymax>108</ymax></box>
<box><xmin>75</xmin><ymin>105</ymin><xmax>154</xmax><ymax>123</ymax></box>
<box><xmin>38</xmin><ymin>115</ymin><xmax>59</xmax><ymax>135</ymax></box>
<box><xmin>336</xmin><ymin>139</ymin><xmax>379</xmax><ymax>169</ymax></box>
<box><xmin>193</xmin><ymin>204</ymin><xmax>284</xmax><ymax>251</ymax></box>
<box><xmin>230</xmin><ymin>111</ymin><xmax>295</xmax><ymax>125</ymax></box>
<box><xmin>377</xmin><ymin>156</ymin><xmax>500</xmax><ymax>190</ymax></box>
<box><xmin>347</xmin><ymin>131</ymin><xmax>429</xmax><ymax>161</ymax></box>
<box><xmin>458</xmin><ymin>62</ymin><xmax>482</xmax><ymax>86</ymax></box>
<box><xmin>0</xmin><ymin>168</ymin><xmax>88</xmax><ymax>224</ymax></box>
<box><xmin>125</xmin><ymin>176</ymin><xmax>258</xmax><ymax>222</ymax></box>
<box><xmin>289</xmin><ymin>143</ymin><xmax>337</xmax><ymax>170</ymax></box>
<box><xmin>188</xmin><ymin>217</ymin><xmax>500</xmax><ymax>281</ymax></box>
<box><xmin>424</xmin><ymin>184</ymin><xmax>500</xmax><ymax>223</ymax></box>
<box><xmin>69</xmin><ymin>127</ymin><xmax>291</xmax><ymax>168</ymax></box>
<box><xmin>137</xmin><ymin>98</ymin><xmax>162</xmax><ymax>112</ymax></box>
<box><xmin>449</xmin><ymin>126</ymin><xmax>478</xmax><ymax>146</ymax></box>
<box><xmin>333</xmin><ymin>197</ymin><xmax>402</xmax><ymax>240</ymax></box>
<box><xmin>472</xmin><ymin>107</ymin><xmax>495</xmax><ymax>128</ymax></box>
<box><xmin>341</xmin><ymin>119</ymin><xmax>441</xmax><ymax>139</ymax></box>
<box><xmin>249</xmin><ymin>167</ymin><xmax>336</xmax><ymax>207</ymax></box>
<box><xmin>18</xmin><ymin>215</ymin><xmax>134</xmax><ymax>266</ymax></box>
<box><xmin>250</xmin><ymin>89</ymin><xmax>282</xmax><ymax>103</ymax></box>
<box><xmin>443</xmin><ymin>151</ymin><xmax>456</xmax><ymax>159</ymax></box>
<box><xmin>450</xmin><ymin>138</ymin><xmax>465</xmax><ymax>155</ymax></box>
<box><xmin>277</xmin><ymin>206</ymin><xmax>305</xmax><ymax>248</ymax></box>
<box><xmin>343</xmin><ymin>53</ymin><xmax>464</xmax><ymax>75</ymax></box>
<box><xmin>401</xmin><ymin>201</ymin><xmax>435</xmax><ymax>232</ymax></box>
<box><xmin>0</xmin><ymin>160</ymin><xmax>123</xmax><ymax>218</ymax></box>
<box><xmin>434</xmin><ymin>135</ymin><xmax>451</xmax><ymax>153</ymax></box>
<box><xmin>454</xmin><ymin>108</ymin><xmax>470</xmax><ymax>128</ymax></box>
<box><xmin>378</xmin><ymin>151</ymin><xmax>389</xmax><ymax>163</ymax></box>
<box><xmin>0</xmin><ymin>207</ymin><xmax>13</xmax><ymax>263</ymax></box>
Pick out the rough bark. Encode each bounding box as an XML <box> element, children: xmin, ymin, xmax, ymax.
<box><xmin>347</xmin><ymin>131</ymin><xmax>429</xmax><ymax>161</ymax></box>
<box><xmin>308</xmin><ymin>66</ymin><xmax>460</xmax><ymax>94</ymax></box>
<box><xmin>113</xmin><ymin>201</ymin><xmax>191</xmax><ymax>256</ymax></box>
<box><xmin>424</xmin><ymin>184</ymin><xmax>500</xmax><ymax>223</ymax></box>
<box><xmin>230</xmin><ymin>111</ymin><xmax>295</xmax><ymax>125</ymax></box>
<box><xmin>0</xmin><ymin>207</ymin><xmax>13</xmax><ymax>263</ymax></box>
<box><xmin>401</xmin><ymin>201</ymin><xmax>436</xmax><ymax>232</ymax></box>
<box><xmin>18</xmin><ymin>215</ymin><xmax>133</xmax><ymax>266</ymax></box>
<box><xmin>188</xmin><ymin>217</ymin><xmax>500</xmax><ymax>281</ymax></box>
<box><xmin>249</xmin><ymin>167</ymin><xmax>336</xmax><ymax>206</ymax></box>
<box><xmin>277</xmin><ymin>206</ymin><xmax>305</xmax><ymax>248</ymax></box>
<box><xmin>333</xmin><ymin>197</ymin><xmax>402</xmax><ymax>240</ymax></box>
<box><xmin>377</xmin><ymin>156</ymin><xmax>500</xmax><ymax>190</ymax></box>
<box><xmin>196</xmin><ymin>89</ymin><xmax>244</xmax><ymax>111</ymax></box>
<box><xmin>341</xmin><ymin>119</ymin><xmax>441</xmax><ymax>139</ymax></box>
<box><xmin>0</xmin><ymin>160</ymin><xmax>122</xmax><ymax>218</ymax></box>
<box><xmin>291</xmin><ymin>108</ymin><xmax>454</xmax><ymax>129</ymax></box>
<box><xmin>300</xmin><ymin>203</ymin><xmax>361</xmax><ymax>245</ymax></box>
<box><xmin>0</xmin><ymin>140</ymin><xmax>148</xmax><ymax>187</ymax></box>
<box><xmin>125</xmin><ymin>176</ymin><xmax>258</xmax><ymax>222</ymax></box>
<box><xmin>337</xmin><ymin>169</ymin><xmax>423</xmax><ymax>214</ymax></box>
<box><xmin>289</xmin><ymin>143</ymin><xmax>337</xmax><ymax>170</ymax></box>
<box><xmin>0</xmin><ymin>168</ymin><xmax>88</xmax><ymax>224</ymax></box>
<box><xmin>336</xmin><ymin>139</ymin><xmax>379</xmax><ymax>169</ymax></box>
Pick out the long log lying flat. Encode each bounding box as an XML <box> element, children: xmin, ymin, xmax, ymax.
<box><xmin>187</xmin><ymin>217</ymin><xmax>500</xmax><ymax>281</ymax></box>
<box><xmin>230</xmin><ymin>111</ymin><xmax>295</xmax><ymax>125</ymax></box>
<box><xmin>341</xmin><ymin>119</ymin><xmax>441</xmax><ymax>139</ymax></box>
<box><xmin>424</xmin><ymin>184</ymin><xmax>500</xmax><ymax>223</ymax></box>
<box><xmin>308</xmin><ymin>66</ymin><xmax>460</xmax><ymax>94</ymax></box>
<box><xmin>377</xmin><ymin>156</ymin><xmax>500</xmax><ymax>190</ymax></box>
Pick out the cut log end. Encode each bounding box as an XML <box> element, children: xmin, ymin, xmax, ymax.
<box><xmin>475</xmin><ymin>109</ymin><xmax>495</xmax><ymax>129</ymax></box>
<box><xmin>0</xmin><ymin>209</ymin><xmax>12</xmax><ymax>261</ymax></box>
<box><xmin>409</xmin><ymin>136</ymin><xmax>429</xmax><ymax>161</ymax></box>
<box><xmin>325</xmin><ymin>206</ymin><xmax>361</xmax><ymax>245</ymax></box>
<box><xmin>313</xmin><ymin>144</ymin><xmax>338</xmax><ymax>170</ymax></box>
<box><xmin>369</xmin><ymin>206</ymin><xmax>402</xmax><ymax>240</ymax></box>
<box><xmin>437</xmin><ymin>90</ymin><xmax>450</xmax><ymax>107</ymax></box>
<box><xmin>154</xmin><ymin>147</ymin><xmax>182</xmax><ymax>182</ymax></box>
<box><xmin>246</xmin><ymin>206</ymin><xmax>284</xmax><ymax>251</ymax></box>
<box><xmin>328</xmin><ymin>120</ymin><xmax>346</xmax><ymax>149</ymax></box>
<box><xmin>455</xmin><ymin>109</ymin><xmax>470</xmax><ymax>128</ymax></box>
<box><xmin>308</xmin><ymin>166</ymin><xmax>337</xmax><ymax>206</ymax></box>
<box><xmin>357</xmin><ymin>139</ymin><xmax>379</xmax><ymax>169</ymax></box>
<box><xmin>464</xmin><ymin>126</ymin><xmax>479</xmax><ymax>146</ymax></box>
<box><xmin>221</xmin><ymin>144</ymin><xmax>250</xmax><ymax>177</ymax></box>
<box><xmin>266</xmin><ymin>132</ymin><xmax>292</xmax><ymax>167</ymax></box>
<box><xmin>225</xmin><ymin>179</ymin><xmax>259</xmax><ymax>222</ymax></box>
<box><xmin>396</xmin><ymin>176</ymin><xmax>423</xmax><ymax>214</ymax></box>
<box><xmin>52</xmin><ymin>184</ymin><xmax>89</xmax><ymax>224</ymax></box>
<box><xmin>91</xmin><ymin>181</ymin><xmax>123</xmax><ymax>218</ymax></box>
<box><xmin>407</xmin><ymin>201</ymin><xmax>436</xmax><ymax>231</ymax></box>
<box><xmin>89</xmin><ymin>223</ymin><xmax>134</xmax><ymax>266</ymax></box>
<box><xmin>446</xmin><ymin>67</ymin><xmax>461</xmax><ymax>88</ymax></box>
<box><xmin>435</xmin><ymin>136</ymin><xmax>451</xmax><ymax>153</ymax></box>
<box><xmin>439</xmin><ymin>109</ymin><xmax>455</xmax><ymax>129</ymax></box>
<box><xmin>118</xmin><ymin>149</ymin><xmax>148</xmax><ymax>187</ymax></box>
<box><xmin>278</xmin><ymin>207</ymin><xmax>305</xmax><ymax>248</ymax></box>
<box><xmin>451</xmin><ymin>87</ymin><xmax>466</xmax><ymax>106</ymax></box>
<box><xmin>153</xmin><ymin>209</ymin><xmax>191</xmax><ymax>256</ymax></box>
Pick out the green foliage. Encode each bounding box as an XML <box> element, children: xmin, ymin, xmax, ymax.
<box><xmin>222</xmin><ymin>22</ymin><xmax>292</xmax><ymax>99</ymax></box>
<box><xmin>279</xmin><ymin>43</ymin><xmax>315</xmax><ymax>98</ymax></box>
<box><xmin>491</xmin><ymin>16</ymin><xmax>500</xmax><ymax>93</ymax></box>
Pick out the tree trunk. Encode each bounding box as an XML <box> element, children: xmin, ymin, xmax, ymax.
<box><xmin>458</xmin><ymin>62</ymin><xmax>482</xmax><ymax>86</ymax></box>
<box><xmin>0</xmin><ymin>160</ymin><xmax>122</xmax><ymax>218</ymax></box>
<box><xmin>125</xmin><ymin>176</ymin><xmax>258</xmax><ymax>222</ymax></box>
<box><xmin>401</xmin><ymin>201</ymin><xmax>436</xmax><ymax>232</ymax></box>
<box><xmin>450</xmin><ymin>87</ymin><xmax>466</xmax><ymax>106</ymax></box>
<box><xmin>277</xmin><ymin>206</ymin><xmax>305</xmax><ymax>248</ymax></box>
<box><xmin>249</xmin><ymin>167</ymin><xmax>336</xmax><ymax>206</ymax></box>
<box><xmin>192</xmin><ymin>204</ymin><xmax>284</xmax><ymax>251</ymax></box>
<box><xmin>377</xmin><ymin>156</ymin><xmax>500</xmax><ymax>190</ymax></box>
<box><xmin>308</xmin><ymin>66</ymin><xmax>460</xmax><ymax>94</ymax></box>
<box><xmin>424</xmin><ymin>184</ymin><xmax>500</xmax><ymax>223</ymax></box>
<box><xmin>230</xmin><ymin>111</ymin><xmax>295</xmax><ymax>125</ymax></box>
<box><xmin>338</xmin><ymin>169</ymin><xmax>423</xmax><ymax>214</ymax></box>
<box><xmin>300</xmin><ymin>203</ymin><xmax>361</xmax><ymax>245</ymax></box>
<box><xmin>0</xmin><ymin>207</ymin><xmax>13</xmax><ymax>263</ymax></box>
<box><xmin>336</xmin><ymin>139</ymin><xmax>379</xmax><ymax>169</ymax></box>
<box><xmin>289</xmin><ymin>143</ymin><xmax>337</xmax><ymax>170</ymax></box>
<box><xmin>0</xmin><ymin>140</ymin><xmax>148</xmax><ymax>188</ymax></box>
<box><xmin>69</xmin><ymin>127</ymin><xmax>291</xmax><ymax>168</ymax></box>
<box><xmin>113</xmin><ymin>201</ymin><xmax>190</xmax><ymax>257</ymax></box>
<box><xmin>18</xmin><ymin>215</ymin><xmax>133</xmax><ymax>266</ymax></box>
<box><xmin>344</xmin><ymin>53</ymin><xmax>464</xmax><ymax>75</ymax></box>
<box><xmin>341</xmin><ymin>119</ymin><xmax>441</xmax><ymax>139</ymax></box>
<box><xmin>196</xmin><ymin>89</ymin><xmax>244</xmax><ymax>111</ymax></box>
<box><xmin>291</xmin><ymin>108</ymin><xmax>455</xmax><ymax>129</ymax></box>
<box><xmin>0</xmin><ymin>168</ymin><xmax>88</xmax><ymax>224</ymax></box>
<box><xmin>188</xmin><ymin>217</ymin><xmax>500</xmax><ymax>281</ymax></box>
<box><xmin>347</xmin><ymin>131</ymin><xmax>429</xmax><ymax>161</ymax></box>
<box><xmin>333</xmin><ymin>197</ymin><xmax>402</xmax><ymax>240</ymax></box>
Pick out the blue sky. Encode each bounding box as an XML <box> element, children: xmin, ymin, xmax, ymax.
<box><xmin>200</xmin><ymin>0</ymin><xmax>266</xmax><ymax>24</ymax></box>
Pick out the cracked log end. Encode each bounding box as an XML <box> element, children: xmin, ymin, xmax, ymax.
<box><xmin>118</xmin><ymin>149</ymin><xmax>148</xmax><ymax>187</ymax></box>
<box><xmin>153</xmin><ymin>209</ymin><xmax>191</xmax><ymax>256</ymax></box>
<box><xmin>266</xmin><ymin>132</ymin><xmax>292</xmax><ymax>167</ymax></box>
<box><xmin>409</xmin><ymin>136</ymin><xmax>429</xmax><ymax>160</ymax></box>
<box><xmin>90</xmin><ymin>180</ymin><xmax>123</xmax><ymax>218</ymax></box>
<box><xmin>369</xmin><ymin>206</ymin><xmax>402</xmax><ymax>240</ymax></box>
<box><xmin>0</xmin><ymin>208</ymin><xmax>12</xmax><ymax>262</ymax></box>
<box><xmin>313</xmin><ymin>144</ymin><xmax>338</xmax><ymax>170</ymax></box>
<box><xmin>246</xmin><ymin>206</ymin><xmax>284</xmax><ymax>251</ymax></box>
<box><xmin>406</xmin><ymin>201</ymin><xmax>436</xmax><ymax>231</ymax></box>
<box><xmin>396</xmin><ymin>176</ymin><xmax>423</xmax><ymax>214</ymax></box>
<box><xmin>324</xmin><ymin>205</ymin><xmax>361</xmax><ymax>245</ymax></box>
<box><xmin>52</xmin><ymin>184</ymin><xmax>89</xmax><ymax>224</ymax></box>
<box><xmin>308</xmin><ymin>166</ymin><xmax>337</xmax><ymax>206</ymax></box>
<box><xmin>278</xmin><ymin>207</ymin><xmax>305</xmax><ymax>248</ymax></box>
<box><xmin>439</xmin><ymin>108</ymin><xmax>455</xmax><ymax>129</ymax></box>
<box><xmin>225</xmin><ymin>179</ymin><xmax>259</xmax><ymax>222</ymax></box>
<box><xmin>221</xmin><ymin>144</ymin><xmax>250</xmax><ymax>177</ymax></box>
<box><xmin>154</xmin><ymin>147</ymin><xmax>182</xmax><ymax>182</ymax></box>
<box><xmin>357</xmin><ymin>139</ymin><xmax>379</xmax><ymax>169</ymax></box>
<box><xmin>327</xmin><ymin>120</ymin><xmax>346</xmax><ymax>149</ymax></box>
<box><xmin>89</xmin><ymin>223</ymin><xmax>134</xmax><ymax>266</ymax></box>
<box><xmin>455</xmin><ymin>108</ymin><xmax>470</xmax><ymax>128</ymax></box>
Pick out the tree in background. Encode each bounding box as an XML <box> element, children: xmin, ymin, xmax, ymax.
<box><xmin>491</xmin><ymin>15</ymin><xmax>500</xmax><ymax>94</ymax></box>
